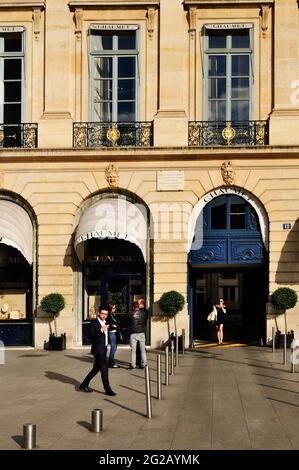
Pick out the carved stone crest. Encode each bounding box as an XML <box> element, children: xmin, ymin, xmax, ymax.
<box><xmin>105</xmin><ymin>164</ymin><xmax>119</xmax><ymax>188</ymax></box>
<box><xmin>221</xmin><ymin>161</ymin><xmax>235</xmax><ymax>186</ymax></box>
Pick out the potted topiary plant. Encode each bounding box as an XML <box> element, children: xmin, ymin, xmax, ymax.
<box><xmin>41</xmin><ymin>293</ymin><xmax>66</xmax><ymax>350</ymax></box>
<box><xmin>158</xmin><ymin>290</ymin><xmax>185</xmax><ymax>341</ymax></box>
<box><xmin>271</xmin><ymin>287</ymin><xmax>297</xmax><ymax>360</ymax></box>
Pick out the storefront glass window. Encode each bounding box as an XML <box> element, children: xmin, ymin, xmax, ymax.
<box><xmin>0</xmin><ymin>244</ymin><xmax>32</xmax><ymax>321</ymax></box>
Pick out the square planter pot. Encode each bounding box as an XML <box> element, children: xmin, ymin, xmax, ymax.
<box><xmin>44</xmin><ymin>333</ymin><xmax>66</xmax><ymax>351</ymax></box>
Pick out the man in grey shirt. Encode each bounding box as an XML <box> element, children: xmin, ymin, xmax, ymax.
<box><xmin>128</xmin><ymin>301</ymin><xmax>148</xmax><ymax>369</ymax></box>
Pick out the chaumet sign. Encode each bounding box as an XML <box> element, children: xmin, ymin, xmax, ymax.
<box><xmin>88</xmin><ymin>255</ymin><xmax>143</xmax><ymax>264</ymax></box>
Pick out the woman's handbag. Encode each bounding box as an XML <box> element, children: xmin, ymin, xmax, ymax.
<box><xmin>116</xmin><ymin>328</ymin><xmax>124</xmax><ymax>342</ymax></box>
<box><xmin>207</xmin><ymin>306</ymin><xmax>217</xmax><ymax>323</ymax></box>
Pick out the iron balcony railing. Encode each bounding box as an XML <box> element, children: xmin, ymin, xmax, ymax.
<box><xmin>188</xmin><ymin>120</ymin><xmax>269</xmax><ymax>146</ymax></box>
<box><xmin>0</xmin><ymin>123</ymin><xmax>38</xmax><ymax>148</ymax></box>
<box><xmin>73</xmin><ymin>121</ymin><xmax>153</xmax><ymax>148</ymax></box>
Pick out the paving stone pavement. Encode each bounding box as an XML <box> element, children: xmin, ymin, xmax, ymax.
<box><xmin>1</xmin><ymin>345</ymin><xmax>299</xmax><ymax>450</ymax></box>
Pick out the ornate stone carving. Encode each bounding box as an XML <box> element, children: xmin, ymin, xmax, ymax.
<box><xmin>105</xmin><ymin>164</ymin><xmax>119</xmax><ymax>188</ymax></box>
<box><xmin>261</xmin><ymin>5</ymin><xmax>270</xmax><ymax>38</ymax></box>
<box><xmin>74</xmin><ymin>8</ymin><xmax>83</xmax><ymax>40</ymax></box>
<box><xmin>32</xmin><ymin>7</ymin><xmax>42</xmax><ymax>41</ymax></box>
<box><xmin>147</xmin><ymin>7</ymin><xmax>156</xmax><ymax>39</ymax></box>
<box><xmin>188</xmin><ymin>7</ymin><xmax>197</xmax><ymax>39</ymax></box>
<box><xmin>221</xmin><ymin>161</ymin><xmax>235</xmax><ymax>186</ymax></box>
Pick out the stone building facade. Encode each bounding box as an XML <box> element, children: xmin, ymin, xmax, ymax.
<box><xmin>0</xmin><ymin>0</ymin><xmax>299</xmax><ymax>349</ymax></box>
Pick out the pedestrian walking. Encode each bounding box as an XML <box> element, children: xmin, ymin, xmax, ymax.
<box><xmin>79</xmin><ymin>306</ymin><xmax>116</xmax><ymax>396</ymax></box>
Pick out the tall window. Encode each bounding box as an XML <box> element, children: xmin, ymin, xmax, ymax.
<box><xmin>89</xmin><ymin>28</ymin><xmax>139</xmax><ymax>122</ymax></box>
<box><xmin>0</xmin><ymin>31</ymin><xmax>24</xmax><ymax>124</ymax></box>
<box><xmin>205</xmin><ymin>27</ymin><xmax>252</xmax><ymax>121</ymax></box>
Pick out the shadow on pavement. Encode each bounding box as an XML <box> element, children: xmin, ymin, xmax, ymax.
<box><xmin>253</xmin><ymin>372</ymin><xmax>299</xmax><ymax>383</ymax></box>
<box><xmin>18</xmin><ymin>354</ymin><xmax>49</xmax><ymax>358</ymax></box>
<box><xmin>11</xmin><ymin>435</ymin><xmax>23</xmax><ymax>448</ymax></box>
<box><xmin>104</xmin><ymin>398</ymin><xmax>145</xmax><ymax>418</ymax></box>
<box><xmin>267</xmin><ymin>397</ymin><xmax>299</xmax><ymax>408</ymax></box>
<box><xmin>64</xmin><ymin>355</ymin><xmax>93</xmax><ymax>363</ymax></box>
<box><xmin>212</xmin><ymin>356</ymin><xmax>287</xmax><ymax>372</ymax></box>
<box><xmin>244</xmin><ymin>356</ymin><xmax>281</xmax><ymax>364</ymax></box>
<box><xmin>258</xmin><ymin>383</ymin><xmax>299</xmax><ymax>394</ymax></box>
<box><xmin>77</xmin><ymin>421</ymin><xmax>91</xmax><ymax>432</ymax></box>
<box><xmin>120</xmin><ymin>384</ymin><xmax>146</xmax><ymax>396</ymax></box>
<box><xmin>45</xmin><ymin>371</ymin><xmax>79</xmax><ymax>387</ymax></box>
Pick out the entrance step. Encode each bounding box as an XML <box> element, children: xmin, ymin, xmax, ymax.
<box><xmin>192</xmin><ymin>339</ymin><xmax>257</xmax><ymax>349</ymax></box>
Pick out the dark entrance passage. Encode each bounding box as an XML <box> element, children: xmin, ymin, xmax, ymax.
<box><xmin>190</xmin><ymin>266</ymin><xmax>267</xmax><ymax>343</ymax></box>
<box><xmin>188</xmin><ymin>191</ymin><xmax>268</xmax><ymax>345</ymax></box>
<box><xmin>82</xmin><ymin>238</ymin><xmax>146</xmax><ymax>344</ymax></box>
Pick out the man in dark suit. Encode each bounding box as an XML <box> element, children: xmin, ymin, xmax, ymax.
<box><xmin>79</xmin><ymin>306</ymin><xmax>116</xmax><ymax>396</ymax></box>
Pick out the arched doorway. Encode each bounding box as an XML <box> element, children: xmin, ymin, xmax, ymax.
<box><xmin>188</xmin><ymin>187</ymin><xmax>268</xmax><ymax>344</ymax></box>
<box><xmin>74</xmin><ymin>192</ymin><xmax>151</xmax><ymax>345</ymax></box>
<box><xmin>0</xmin><ymin>194</ymin><xmax>36</xmax><ymax>346</ymax></box>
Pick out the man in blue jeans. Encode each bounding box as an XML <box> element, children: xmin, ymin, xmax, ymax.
<box><xmin>128</xmin><ymin>300</ymin><xmax>148</xmax><ymax>369</ymax></box>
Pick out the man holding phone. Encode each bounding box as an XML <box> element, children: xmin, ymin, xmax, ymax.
<box><xmin>79</xmin><ymin>306</ymin><xmax>116</xmax><ymax>396</ymax></box>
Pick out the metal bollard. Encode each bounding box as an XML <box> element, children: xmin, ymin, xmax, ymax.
<box><xmin>272</xmin><ymin>326</ymin><xmax>275</xmax><ymax>353</ymax></box>
<box><xmin>283</xmin><ymin>334</ymin><xmax>287</xmax><ymax>365</ymax></box>
<box><xmin>182</xmin><ymin>329</ymin><xmax>185</xmax><ymax>355</ymax></box>
<box><xmin>165</xmin><ymin>346</ymin><xmax>169</xmax><ymax>386</ymax></box>
<box><xmin>145</xmin><ymin>365</ymin><xmax>152</xmax><ymax>418</ymax></box>
<box><xmin>291</xmin><ymin>338</ymin><xmax>296</xmax><ymax>374</ymax></box>
<box><xmin>170</xmin><ymin>341</ymin><xmax>174</xmax><ymax>375</ymax></box>
<box><xmin>91</xmin><ymin>409</ymin><xmax>103</xmax><ymax>432</ymax></box>
<box><xmin>175</xmin><ymin>335</ymin><xmax>179</xmax><ymax>367</ymax></box>
<box><xmin>23</xmin><ymin>423</ymin><xmax>36</xmax><ymax>450</ymax></box>
<box><xmin>157</xmin><ymin>354</ymin><xmax>162</xmax><ymax>400</ymax></box>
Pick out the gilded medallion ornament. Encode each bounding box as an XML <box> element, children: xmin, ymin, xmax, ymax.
<box><xmin>221</xmin><ymin>161</ymin><xmax>235</xmax><ymax>186</ymax></box>
<box><xmin>222</xmin><ymin>122</ymin><xmax>236</xmax><ymax>145</ymax></box>
<box><xmin>107</xmin><ymin>124</ymin><xmax>121</xmax><ymax>146</ymax></box>
<box><xmin>105</xmin><ymin>164</ymin><xmax>119</xmax><ymax>188</ymax></box>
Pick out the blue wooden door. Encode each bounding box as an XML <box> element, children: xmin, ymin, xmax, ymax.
<box><xmin>189</xmin><ymin>195</ymin><xmax>265</xmax><ymax>266</ymax></box>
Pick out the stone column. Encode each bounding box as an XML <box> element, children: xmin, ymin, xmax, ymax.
<box><xmin>154</xmin><ymin>0</ymin><xmax>189</xmax><ymax>146</ymax></box>
<box><xmin>269</xmin><ymin>0</ymin><xmax>299</xmax><ymax>145</ymax></box>
<box><xmin>38</xmin><ymin>0</ymin><xmax>73</xmax><ymax>148</ymax></box>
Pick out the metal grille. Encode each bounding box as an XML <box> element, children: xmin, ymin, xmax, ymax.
<box><xmin>73</xmin><ymin>122</ymin><xmax>153</xmax><ymax>148</ymax></box>
<box><xmin>188</xmin><ymin>120</ymin><xmax>269</xmax><ymax>146</ymax></box>
<box><xmin>0</xmin><ymin>124</ymin><xmax>38</xmax><ymax>148</ymax></box>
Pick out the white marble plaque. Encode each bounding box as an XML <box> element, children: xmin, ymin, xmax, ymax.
<box><xmin>157</xmin><ymin>171</ymin><xmax>184</xmax><ymax>191</ymax></box>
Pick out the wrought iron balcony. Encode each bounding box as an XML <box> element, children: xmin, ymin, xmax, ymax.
<box><xmin>0</xmin><ymin>123</ymin><xmax>38</xmax><ymax>148</ymax></box>
<box><xmin>73</xmin><ymin>121</ymin><xmax>153</xmax><ymax>148</ymax></box>
<box><xmin>188</xmin><ymin>120</ymin><xmax>269</xmax><ymax>147</ymax></box>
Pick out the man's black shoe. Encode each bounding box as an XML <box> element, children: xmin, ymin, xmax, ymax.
<box><xmin>79</xmin><ymin>385</ymin><xmax>93</xmax><ymax>393</ymax></box>
<box><xmin>105</xmin><ymin>389</ymin><xmax>116</xmax><ymax>396</ymax></box>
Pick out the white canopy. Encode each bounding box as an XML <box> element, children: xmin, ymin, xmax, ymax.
<box><xmin>74</xmin><ymin>197</ymin><xmax>147</xmax><ymax>262</ymax></box>
<box><xmin>0</xmin><ymin>200</ymin><xmax>33</xmax><ymax>264</ymax></box>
